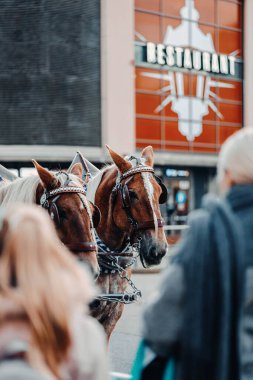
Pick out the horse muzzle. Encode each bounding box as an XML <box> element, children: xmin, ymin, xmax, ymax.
<box><xmin>139</xmin><ymin>237</ymin><xmax>167</xmax><ymax>267</ymax></box>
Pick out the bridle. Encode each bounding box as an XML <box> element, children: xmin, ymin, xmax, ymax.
<box><xmin>111</xmin><ymin>164</ymin><xmax>168</xmax><ymax>238</ymax></box>
<box><xmin>40</xmin><ymin>173</ymin><xmax>98</xmax><ymax>253</ymax></box>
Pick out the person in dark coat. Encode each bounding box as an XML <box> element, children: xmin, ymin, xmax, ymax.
<box><xmin>143</xmin><ymin>127</ymin><xmax>253</xmax><ymax>380</ymax></box>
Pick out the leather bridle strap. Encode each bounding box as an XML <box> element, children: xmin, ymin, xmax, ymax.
<box><xmin>131</xmin><ymin>219</ymin><xmax>164</xmax><ymax>231</ymax></box>
<box><xmin>112</xmin><ymin>165</ymin><xmax>166</xmax><ymax>235</ymax></box>
<box><xmin>120</xmin><ymin>166</ymin><xmax>154</xmax><ymax>181</ymax></box>
<box><xmin>66</xmin><ymin>242</ymin><xmax>97</xmax><ymax>252</ymax></box>
<box><xmin>40</xmin><ymin>186</ymin><xmax>87</xmax><ymax>206</ymax></box>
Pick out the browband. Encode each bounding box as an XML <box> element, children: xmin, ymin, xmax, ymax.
<box><xmin>40</xmin><ymin>186</ymin><xmax>86</xmax><ymax>207</ymax></box>
<box><xmin>120</xmin><ymin>166</ymin><xmax>154</xmax><ymax>181</ymax></box>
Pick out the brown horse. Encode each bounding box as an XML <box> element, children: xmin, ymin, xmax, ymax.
<box><xmin>87</xmin><ymin>145</ymin><xmax>168</xmax><ymax>337</ymax></box>
<box><xmin>0</xmin><ymin>161</ymin><xmax>101</xmax><ymax>277</ymax></box>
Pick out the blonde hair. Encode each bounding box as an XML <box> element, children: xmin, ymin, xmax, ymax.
<box><xmin>0</xmin><ymin>205</ymin><xmax>95</xmax><ymax>379</ymax></box>
<box><xmin>217</xmin><ymin>128</ymin><xmax>253</xmax><ymax>184</ymax></box>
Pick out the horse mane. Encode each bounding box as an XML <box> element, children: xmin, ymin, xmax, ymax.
<box><xmin>0</xmin><ymin>175</ymin><xmax>40</xmax><ymax>206</ymax></box>
<box><xmin>86</xmin><ymin>165</ymin><xmax>116</xmax><ymax>204</ymax></box>
<box><xmin>0</xmin><ymin>172</ymin><xmax>82</xmax><ymax>207</ymax></box>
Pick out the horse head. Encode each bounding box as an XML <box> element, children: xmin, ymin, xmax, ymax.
<box><xmin>98</xmin><ymin>146</ymin><xmax>168</xmax><ymax>267</ymax></box>
<box><xmin>33</xmin><ymin>160</ymin><xmax>101</xmax><ymax>277</ymax></box>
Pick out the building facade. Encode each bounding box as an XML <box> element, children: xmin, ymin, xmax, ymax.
<box><xmin>0</xmin><ymin>0</ymin><xmax>250</xmax><ymax>222</ymax></box>
<box><xmin>0</xmin><ymin>0</ymin><xmax>102</xmax><ymax>165</ymax></box>
<box><xmin>134</xmin><ymin>0</ymin><xmax>243</xmax><ymax>221</ymax></box>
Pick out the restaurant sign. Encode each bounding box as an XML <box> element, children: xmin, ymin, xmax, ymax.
<box><xmin>135</xmin><ymin>0</ymin><xmax>242</xmax><ymax>141</ymax></box>
<box><xmin>146</xmin><ymin>43</ymin><xmax>236</xmax><ymax>76</ymax></box>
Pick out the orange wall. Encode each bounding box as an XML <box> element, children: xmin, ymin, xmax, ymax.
<box><xmin>135</xmin><ymin>0</ymin><xmax>243</xmax><ymax>154</ymax></box>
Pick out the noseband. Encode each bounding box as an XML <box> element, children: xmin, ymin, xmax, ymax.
<box><xmin>111</xmin><ymin>165</ymin><xmax>168</xmax><ymax>237</ymax></box>
<box><xmin>40</xmin><ymin>181</ymin><xmax>97</xmax><ymax>253</ymax></box>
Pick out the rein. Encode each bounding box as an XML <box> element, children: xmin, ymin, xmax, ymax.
<box><xmin>40</xmin><ymin>176</ymin><xmax>97</xmax><ymax>253</ymax></box>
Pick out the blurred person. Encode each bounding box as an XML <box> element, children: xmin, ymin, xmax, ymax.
<box><xmin>0</xmin><ymin>205</ymin><xmax>108</xmax><ymax>380</ymax></box>
<box><xmin>142</xmin><ymin>127</ymin><xmax>253</xmax><ymax>380</ymax></box>
<box><xmin>0</xmin><ymin>359</ymin><xmax>47</xmax><ymax>380</ymax></box>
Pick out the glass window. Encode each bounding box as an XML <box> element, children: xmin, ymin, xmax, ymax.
<box><xmin>136</xmin><ymin>67</ymin><xmax>163</xmax><ymax>91</ymax></box>
<box><xmin>136</xmin><ymin>118</ymin><xmax>162</xmax><ymax>141</ymax></box>
<box><xmin>135</xmin><ymin>12</ymin><xmax>161</xmax><ymax>43</ymax></box>
<box><xmin>161</xmin><ymin>0</ymin><xmax>185</xmax><ymax>18</ymax></box>
<box><xmin>219</xmin><ymin>126</ymin><xmax>241</xmax><ymax>145</ymax></box>
<box><xmin>195</xmin><ymin>0</ymin><xmax>215</xmax><ymax>24</ymax></box>
<box><xmin>135</xmin><ymin>0</ymin><xmax>161</xmax><ymax>13</ymax></box>
<box><xmin>217</xmin><ymin>1</ymin><xmax>242</xmax><ymax>30</ymax></box>
<box><xmin>136</xmin><ymin>93</ymin><xmax>163</xmax><ymax>116</ymax></box>
<box><xmin>218</xmin><ymin>29</ymin><xmax>242</xmax><ymax>56</ymax></box>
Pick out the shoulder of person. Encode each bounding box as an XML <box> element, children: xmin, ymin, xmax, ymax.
<box><xmin>64</xmin><ymin>313</ymin><xmax>108</xmax><ymax>379</ymax></box>
<box><xmin>71</xmin><ymin>310</ymin><xmax>106</xmax><ymax>351</ymax></box>
<box><xmin>186</xmin><ymin>195</ymin><xmax>220</xmax><ymax>231</ymax></box>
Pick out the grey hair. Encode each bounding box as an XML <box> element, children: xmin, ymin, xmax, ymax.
<box><xmin>217</xmin><ymin>128</ymin><xmax>253</xmax><ymax>184</ymax></box>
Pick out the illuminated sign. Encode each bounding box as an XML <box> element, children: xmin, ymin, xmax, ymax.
<box><xmin>146</xmin><ymin>43</ymin><xmax>236</xmax><ymax>76</ymax></box>
<box><xmin>135</xmin><ymin>0</ymin><xmax>242</xmax><ymax>141</ymax></box>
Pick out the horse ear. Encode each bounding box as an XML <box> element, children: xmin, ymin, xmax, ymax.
<box><xmin>141</xmin><ymin>146</ymin><xmax>154</xmax><ymax>167</ymax></box>
<box><xmin>106</xmin><ymin>145</ymin><xmax>132</xmax><ymax>173</ymax></box>
<box><xmin>32</xmin><ymin>160</ymin><xmax>60</xmax><ymax>189</ymax></box>
<box><xmin>70</xmin><ymin>163</ymin><xmax>83</xmax><ymax>180</ymax></box>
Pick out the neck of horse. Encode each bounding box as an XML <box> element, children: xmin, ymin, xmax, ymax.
<box><xmin>95</xmin><ymin>167</ymin><xmax>128</xmax><ymax>251</ymax></box>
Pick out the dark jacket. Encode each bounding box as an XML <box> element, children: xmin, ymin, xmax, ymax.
<box><xmin>143</xmin><ymin>184</ymin><xmax>253</xmax><ymax>380</ymax></box>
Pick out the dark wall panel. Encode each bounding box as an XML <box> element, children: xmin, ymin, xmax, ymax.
<box><xmin>0</xmin><ymin>0</ymin><xmax>101</xmax><ymax>146</ymax></box>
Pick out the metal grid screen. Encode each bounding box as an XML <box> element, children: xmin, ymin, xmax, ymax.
<box><xmin>0</xmin><ymin>0</ymin><xmax>101</xmax><ymax>146</ymax></box>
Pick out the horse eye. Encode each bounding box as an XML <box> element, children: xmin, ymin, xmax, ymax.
<box><xmin>129</xmin><ymin>190</ymin><xmax>138</xmax><ymax>200</ymax></box>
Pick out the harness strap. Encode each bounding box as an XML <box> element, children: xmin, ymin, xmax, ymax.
<box><xmin>66</xmin><ymin>242</ymin><xmax>97</xmax><ymax>252</ymax></box>
<box><xmin>132</xmin><ymin>219</ymin><xmax>164</xmax><ymax>231</ymax></box>
<box><xmin>40</xmin><ymin>186</ymin><xmax>86</xmax><ymax>206</ymax></box>
<box><xmin>120</xmin><ymin>166</ymin><xmax>154</xmax><ymax>180</ymax></box>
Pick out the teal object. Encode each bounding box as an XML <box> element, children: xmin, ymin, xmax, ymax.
<box><xmin>131</xmin><ymin>340</ymin><xmax>175</xmax><ymax>380</ymax></box>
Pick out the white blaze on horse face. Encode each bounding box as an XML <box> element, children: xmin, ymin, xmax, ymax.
<box><xmin>79</xmin><ymin>193</ymin><xmax>97</xmax><ymax>245</ymax></box>
<box><xmin>141</xmin><ymin>172</ymin><xmax>158</xmax><ymax>239</ymax></box>
<box><xmin>68</xmin><ymin>174</ymin><xmax>96</xmax><ymax>246</ymax></box>
<box><xmin>79</xmin><ymin>198</ymin><xmax>85</xmax><ymax>211</ymax></box>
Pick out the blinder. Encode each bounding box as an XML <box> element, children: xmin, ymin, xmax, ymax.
<box><xmin>154</xmin><ymin>175</ymin><xmax>168</xmax><ymax>204</ymax></box>
<box><xmin>121</xmin><ymin>183</ymin><xmax>131</xmax><ymax>210</ymax></box>
<box><xmin>119</xmin><ymin>174</ymin><xmax>168</xmax><ymax>207</ymax></box>
<box><xmin>49</xmin><ymin>200</ymin><xmax>60</xmax><ymax>226</ymax></box>
<box><xmin>92</xmin><ymin>204</ymin><xmax>101</xmax><ymax>228</ymax></box>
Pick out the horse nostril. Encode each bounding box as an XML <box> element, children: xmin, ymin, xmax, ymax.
<box><xmin>149</xmin><ymin>244</ymin><xmax>167</xmax><ymax>258</ymax></box>
<box><xmin>149</xmin><ymin>246</ymin><xmax>158</xmax><ymax>257</ymax></box>
<box><xmin>160</xmin><ymin>244</ymin><xmax>167</xmax><ymax>257</ymax></box>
